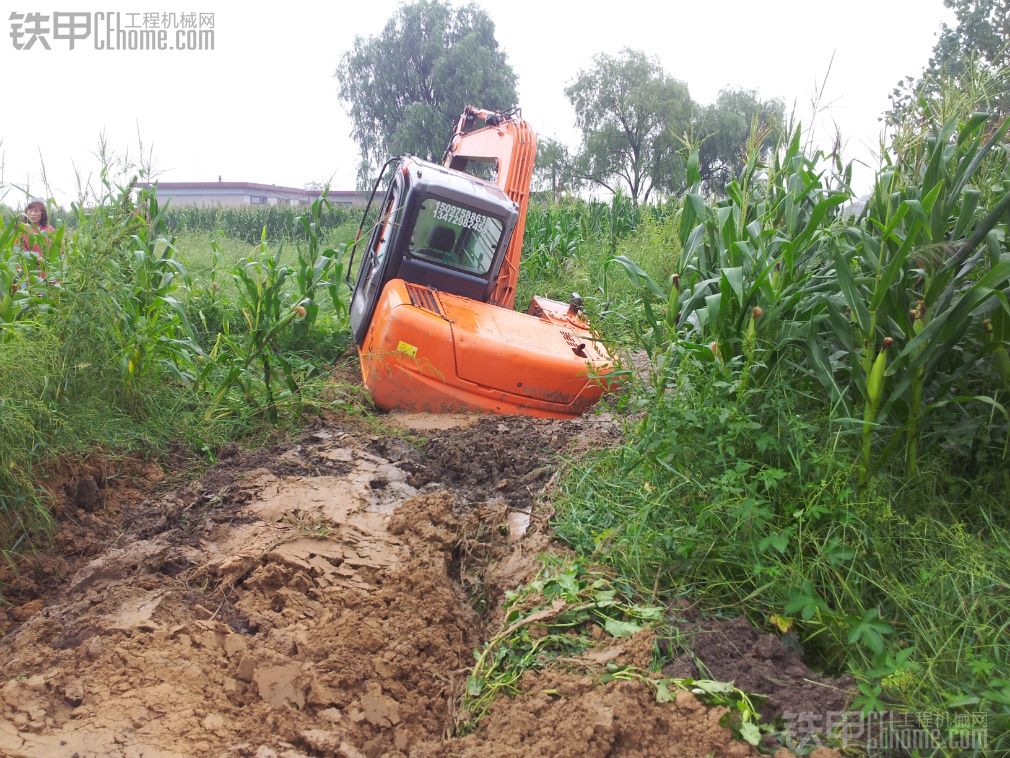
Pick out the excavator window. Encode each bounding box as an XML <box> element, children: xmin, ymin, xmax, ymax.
<box><xmin>372</xmin><ymin>184</ymin><xmax>401</xmax><ymax>268</ymax></box>
<box><xmin>409</xmin><ymin>198</ymin><xmax>504</xmax><ymax>276</ymax></box>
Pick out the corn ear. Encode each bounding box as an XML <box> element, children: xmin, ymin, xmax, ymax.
<box><xmin>867</xmin><ymin>345</ymin><xmax>888</xmax><ymax>408</ymax></box>
<box><xmin>860</xmin><ymin>338</ymin><xmax>892</xmax><ymax>487</ymax></box>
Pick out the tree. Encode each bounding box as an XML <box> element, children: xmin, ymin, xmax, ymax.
<box><xmin>565</xmin><ymin>49</ymin><xmax>693</xmax><ymax>204</ymax></box>
<box><xmin>695</xmin><ymin>89</ymin><xmax>785</xmax><ymax>192</ymax></box>
<box><xmin>336</xmin><ymin>0</ymin><xmax>518</xmax><ymax>187</ymax></box>
<box><xmin>888</xmin><ymin>0</ymin><xmax>1010</xmax><ymax>125</ymax></box>
<box><xmin>531</xmin><ymin>137</ymin><xmax>580</xmax><ymax>200</ymax></box>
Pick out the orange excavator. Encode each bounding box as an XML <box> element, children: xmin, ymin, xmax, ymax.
<box><xmin>348</xmin><ymin>106</ymin><xmax>613</xmax><ymax>418</ymax></box>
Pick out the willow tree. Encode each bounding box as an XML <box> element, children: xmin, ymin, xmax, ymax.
<box><xmin>336</xmin><ymin>0</ymin><xmax>518</xmax><ymax>187</ymax></box>
<box><xmin>888</xmin><ymin>0</ymin><xmax>1010</xmax><ymax>124</ymax></box>
<box><xmin>565</xmin><ymin>49</ymin><xmax>692</xmax><ymax>204</ymax></box>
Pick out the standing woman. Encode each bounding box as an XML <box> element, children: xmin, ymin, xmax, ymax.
<box><xmin>22</xmin><ymin>198</ymin><xmax>55</xmax><ymax>250</ymax></box>
<box><xmin>20</xmin><ymin>198</ymin><xmax>56</xmax><ymax>277</ymax></box>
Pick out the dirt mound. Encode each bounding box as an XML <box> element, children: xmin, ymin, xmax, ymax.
<box><xmin>0</xmin><ymin>414</ymin><xmax>822</xmax><ymax>757</ymax></box>
<box><xmin>433</xmin><ymin>673</ymin><xmax>759</xmax><ymax>758</ymax></box>
<box><xmin>0</xmin><ymin>431</ymin><xmax>484</xmax><ymax>757</ymax></box>
<box><xmin>425</xmin><ymin>626</ymin><xmax>775</xmax><ymax>758</ymax></box>
<box><xmin>663</xmin><ymin>614</ymin><xmax>854</xmax><ymax>724</ymax></box>
<box><xmin>0</xmin><ymin>456</ymin><xmax>164</xmax><ymax>634</ymax></box>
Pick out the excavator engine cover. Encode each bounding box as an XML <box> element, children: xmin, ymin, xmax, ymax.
<box><xmin>359</xmin><ymin>281</ymin><xmax>612</xmax><ymax>418</ymax></box>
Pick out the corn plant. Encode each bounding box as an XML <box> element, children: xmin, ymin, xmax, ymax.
<box><xmin>607</xmin><ymin>190</ymin><xmax>639</xmax><ymax>255</ymax></box>
<box><xmin>112</xmin><ymin>190</ymin><xmax>200</xmax><ymax>398</ymax></box>
<box><xmin>192</xmin><ymin>198</ymin><xmax>349</xmax><ymax>423</ymax></box>
<box><xmin>292</xmin><ymin>196</ymin><xmax>348</xmax><ymax>341</ymax></box>
<box><xmin>610</xmin><ymin>112</ymin><xmax>1010</xmax><ymax>484</ymax></box>
<box><xmin>816</xmin><ymin>113</ymin><xmax>1010</xmax><ymax>480</ymax></box>
<box><xmin>203</xmin><ymin>233</ymin><xmax>307</xmax><ymax>423</ymax></box>
<box><xmin>163</xmin><ymin>202</ymin><xmax>357</xmax><ymax>243</ymax></box>
<box><xmin>607</xmin><ymin>125</ymin><xmax>851</xmax><ymax>366</ymax></box>
<box><xmin>184</xmin><ymin>237</ymin><xmax>233</xmax><ymax>345</ymax></box>
<box><xmin>522</xmin><ymin>202</ymin><xmax>584</xmax><ymax>279</ymax></box>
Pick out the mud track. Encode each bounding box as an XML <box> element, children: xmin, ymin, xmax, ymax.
<box><xmin>0</xmin><ymin>413</ymin><xmax>838</xmax><ymax>757</ymax></box>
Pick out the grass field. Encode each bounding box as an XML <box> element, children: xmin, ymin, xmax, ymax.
<box><xmin>2</xmin><ymin>101</ymin><xmax>1009</xmax><ymax>752</ymax></box>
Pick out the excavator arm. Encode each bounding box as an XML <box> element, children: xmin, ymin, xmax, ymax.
<box><xmin>442</xmin><ymin>106</ymin><xmax>536</xmax><ymax>310</ymax></box>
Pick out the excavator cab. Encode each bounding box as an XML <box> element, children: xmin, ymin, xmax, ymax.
<box><xmin>350</xmin><ymin>158</ymin><xmax>518</xmax><ymax>345</ymax></box>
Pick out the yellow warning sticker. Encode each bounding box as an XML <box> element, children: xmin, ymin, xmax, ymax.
<box><xmin>396</xmin><ymin>340</ymin><xmax>418</xmax><ymax>357</ymax></box>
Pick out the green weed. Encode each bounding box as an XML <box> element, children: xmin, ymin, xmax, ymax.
<box><xmin>457</xmin><ymin>558</ymin><xmax>765</xmax><ymax>746</ymax></box>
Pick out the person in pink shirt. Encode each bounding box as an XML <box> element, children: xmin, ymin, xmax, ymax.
<box><xmin>21</xmin><ymin>198</ymin><xmax>55</xmax><ymax>251</ymax></box>
<box><xmin>19</xmin><ymin>198</ymin><xmax>56</xmax><ymax>278</ymax></box>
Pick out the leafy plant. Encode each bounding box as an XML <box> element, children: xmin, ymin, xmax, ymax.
<box><xmin>609</xmin><ymin>110</ymin><xmax>1010</xmax><ymax>486</ymax></box>
<box><xmin>112</xmin><ymin>190</ymin><xmax>200</xmax><ymax>398</ymax></box>
<box><xmin>291</xmin><ymin>196</ymin><xmax>349</xmax><ymax>340</ymax></box>
<box><xmin>817</xmin><ymin>113</ymin><xmax>1010</xmax><ymax>480</ymax></box>
<box><xmin>203</xmin><ymin>234</ymin><xmax>305</xmax><ymax>423</ymax></box>
<box><xmin>456</xmin><ymin>559</ymin><xmax>764</xmax><ymax>746</ymax></box>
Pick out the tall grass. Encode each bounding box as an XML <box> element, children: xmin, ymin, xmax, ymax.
<box><xmin>547</xmin><ymin>102</ymin><xmax>1010</xmax><ymax>747</ymax></box>
<box><xmin>0</xmin><ymin>178</ymin><xmax>354</xmax><ymax>558</ymax></box>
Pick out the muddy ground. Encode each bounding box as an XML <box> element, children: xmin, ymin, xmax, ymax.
<box><xmin>0</xmin><ymin>412</ymin><xmax>847</xmax><ymax>757</ymax></box>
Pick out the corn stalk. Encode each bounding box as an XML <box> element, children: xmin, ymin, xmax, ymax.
<box><xmin>610</xmin><ymin>111</ymin><xmax>1010</xmax><ymax>481</ymax></box>
<box><xmin>824</xmin><ymin>113</ymin><xmax>1010</xmax><ymax>480</ymax></box>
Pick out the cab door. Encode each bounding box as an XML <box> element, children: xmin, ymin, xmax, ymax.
<box><xmin>350</xmin><ymin>176</ymin><xmax>403</xmax><ymax>345</ymax></box>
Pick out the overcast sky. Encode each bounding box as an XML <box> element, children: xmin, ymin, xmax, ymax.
<box><xmin>1</xmin><ymin>0</ymin><xmax>951</xmax><ymax>207</ymax></box>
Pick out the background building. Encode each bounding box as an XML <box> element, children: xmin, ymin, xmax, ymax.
<box><xmin>139</xmin><ymin>180</ymin><xmax>369</xmax><ymax>208</ymax></box>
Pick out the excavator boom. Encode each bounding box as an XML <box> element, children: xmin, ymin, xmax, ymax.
<box><xmin>443</xmin><ymin>106</ymin><xmax>536</xmax><ymax>309</ymax></box>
